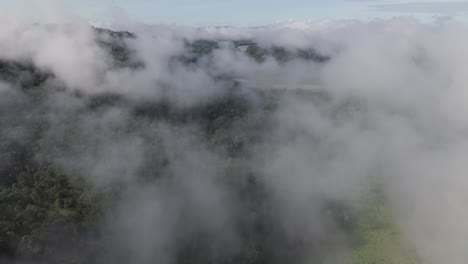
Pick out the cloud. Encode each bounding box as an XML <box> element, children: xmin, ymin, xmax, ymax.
<box><xmin>373</xmin><ymin>1</ymin><xmax>468</xmax><ymax>14</ymax></box>
<box><xmin>5</xmin><ymin>6</ymin><xmax>468</xmax><ymax>264</ymax></box>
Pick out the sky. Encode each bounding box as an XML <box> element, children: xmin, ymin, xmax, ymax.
<box><xmin>2</xmin><ymin>0</ymin><xmax>468</xmax><ymax>26</ymax></box>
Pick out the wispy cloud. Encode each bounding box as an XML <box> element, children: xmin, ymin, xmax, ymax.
<box><xmin>373</xmin><ymin>1</ymin><xmax>468</xmax><ymax>14</ymax></box>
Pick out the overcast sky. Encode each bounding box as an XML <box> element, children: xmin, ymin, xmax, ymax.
<box><xmin>2</xmin><ymin>0</ymin><xmax>468</xmax><ymax>26</ymax></box>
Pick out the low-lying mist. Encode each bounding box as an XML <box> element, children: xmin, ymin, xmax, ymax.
<box><xmin>1</xmin><ymin>11</ymin><xmax>468</xmax><ymax>264</ymax></box>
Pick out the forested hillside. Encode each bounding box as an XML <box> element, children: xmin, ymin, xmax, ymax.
<box><xmin>0</xmin><ymin>24</ymin><xmax>442</xmax><ymax>264</ymax></box>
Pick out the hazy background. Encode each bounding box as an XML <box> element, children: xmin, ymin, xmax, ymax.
<box><xmin>2</xmin><ymin>0</ymin><xmax>468</xmax><ymax>26</ymax></box>
<box><xmin>2</xmin><ymin>1</ymin><xmax>468</xmax><ymax>263</ymax></box>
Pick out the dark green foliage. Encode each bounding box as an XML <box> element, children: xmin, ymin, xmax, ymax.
<box><xmin>0</xmin><ymin>60</ymin><xmax>51</xmax><ymax>89</ymax></box>
<box><xmin>94</xmin><ymin>27</ymin><xmax>143</xmax><ymax>69</ymax></box>
<box><xmin>177</xmin><ymin>39</ymin><xmax>221</xmax><ymax>64</ymax></box>
<box><xmin>0</xmin><ymin>167</ymin><xmax>101</xmax><ymax>263</ymax></box>
<box><xmin>297</xmin><ymin>48</ymin><xmax>330</xmax><ymax>63</ymax></box>
<box><xmin>190</xmin><ymin>40</ymin><xmax>220</xmax><ymax>55</ymax></box>
<box><xmin>176</xmin><ymin>38</ymin><xmax>330</xmax><ymax>66</ymax></box>
<box><xmin>233</xmin><ymin>40</ymin><xmax>256</xmax><ymax>48</ymax></box>
<box><xmin>94</xmin><ymin>28</ymin><xmax>135</xmax><ymax>39</ymax></box>
<box><xmin>0</xmin><ymin>28</ymin><xmax>411</xmax><ymax>264</ymax></box>
<box><xmin>246</xmin><ymin>45</ymin><xmax>269</xmax><ymax>63</ymax></box>
<box><xmin>244</xmin><ymin>44</ymin><xmax>330</xmax><ymax>64</ymax></box>
<box><xmin>271</xmin><ymin>47</ymin><xmax>292</xmax><ymax>63</ymax></box>
<box><xmin>0</xmin><ymin>79</ymin><xmax>351</xmax><ymax>263</ymax></box>
<box><xmin>86</xmin><ymin>93</ymin><xmax>123</xmax><ymax>110</ymax></box>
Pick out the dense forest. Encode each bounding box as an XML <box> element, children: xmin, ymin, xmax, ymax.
<box><xmin>0</xmin><ymin>26</ymin><xmax>421</xmax><ymax>264</ymax></box>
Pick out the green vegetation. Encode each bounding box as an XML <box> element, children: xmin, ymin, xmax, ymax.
<box><xmin>352</xmin><ymin>192</ymin><xmax>420</xmax><ymax>264</ymax></box>
<box><xmin>0</xmin><ymin>28</ymin><xmax>417</xmax><ymax>264</ymax></box>
<box><xmin>0</xmin><ymin>167</ymin><xmax>102</xmax><ymax>263</ymax></box>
